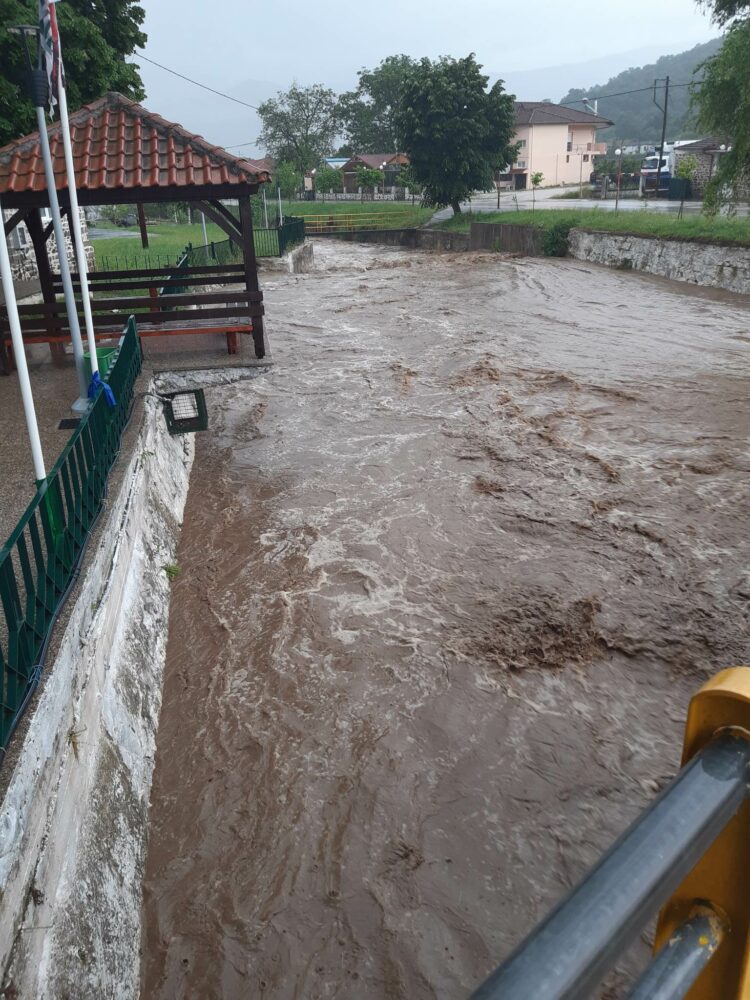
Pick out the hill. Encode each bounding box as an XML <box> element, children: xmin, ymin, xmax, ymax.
<box><xmin>559</xmin><ymin>38</ymin><xmax>724</xmax><ymax>144</ymax></box>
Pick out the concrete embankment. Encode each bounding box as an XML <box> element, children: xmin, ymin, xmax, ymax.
<box><xmin>0</xmin><ymin>390</ymin><xmax>193</xmax><ymax>999</ymax></box>
<box><xmin>319</xmin><ymin>222</ymin><xmax>750</xmax><ymax>294</ymax></box>
<box><xmin>567</xmin><ymin>228</ymin><xmax>750</xmax><ymax>295</ymax></box>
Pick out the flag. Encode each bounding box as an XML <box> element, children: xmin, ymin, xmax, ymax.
<box><xmin>38</xmin><ymin>0</ymin><xmax>64</xmax><ymax>114</ymax></box>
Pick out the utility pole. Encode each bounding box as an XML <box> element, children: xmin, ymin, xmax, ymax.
<box><xmin>654</xmin><ymin>76</ymin><xmax>670</xmax><ymax>198</ymax></box>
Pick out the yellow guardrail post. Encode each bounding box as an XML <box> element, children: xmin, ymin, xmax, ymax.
<box><xmin>654</xmin><ymin>667</ymin><xmax>750</xmax><ymax>999</ymax></box>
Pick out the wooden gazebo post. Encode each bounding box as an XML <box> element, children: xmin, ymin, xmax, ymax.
<box><xmin>239</xmin><ymin>197</ymin><xmax>264</xmax><ymax>360</ymax></box>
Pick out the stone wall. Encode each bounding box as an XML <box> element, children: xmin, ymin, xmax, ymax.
<box><xmin>3</xmin><ymin>208</ymin><xmax>95</xmax><ymax>283</ymax></box>
<box><xmin>568</xmin><ymin>228</ymin><xmax>750</xmax><ymax>295</ymax></box>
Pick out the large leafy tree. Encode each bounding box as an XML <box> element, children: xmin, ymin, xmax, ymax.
<box><xmin>338</xmin><ymin>54</ymin><xmax>415</xmax><ymax>152</ymax></box>
<box><xmin>700</xmin><ymin>0</ymin><xmax>749</xmax><ymax>22</ymax></box>
<box><xmin>692</xmin><ymin>0</ymin><xmax>750</xmax><ymax>211</ymax></box>
<box><xmin>0</xmin><ymin>0</ymin><xmax>146</xmax><ymax>146</ymax></box>
<box><xmin>693</xmin><ymin>16</ymin><xmax>750</xmax><ymax>212</ymax></box>
<box><xmin>257</xmin><ymin>83</ymin><xmax>338</xmax><ymax>175</ymax></box>
<box><xmin>394</xmin><ymin>54</ymin><xmax>518</xmax><ymax>215</ymax></box>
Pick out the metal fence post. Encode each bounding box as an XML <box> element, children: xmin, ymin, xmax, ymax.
<box><xmin>653</xmin><ymin>667</ymin><xmax>750</xmax><ymax>1000</ymax></box>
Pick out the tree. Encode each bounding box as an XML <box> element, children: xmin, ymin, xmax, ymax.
<box><xmin>314</xmin><ymin>164</ymin><xmax>342</xmax><ymax>201</ymax></box>
<box><xmin>355</xmin><ymin>165</ymin><xmax>382</xmax><ymax>201</ymax></box>
<box><xmin>674</xmin><ymin>154</ymin><xmax>699</xmax><ymax>218</ymax></box>
<box><xmin>692</xmin><ymin>17</ymin><xmax>750</xmax><ymax>213</ymax></box>
<box><xmin>530</xmin><ymin>171</ymin><xmax>543</xmax><ymax>212</ymax></box>
<box><xmin>257</xmin><ymin>83</ymin><xmax>338</xmax><ymax>175</ymax></box>
<box><xmin>394</xmin><ymin>54</ymin><xmax>518</xmax><ymax>215</ymax></box>
<box><xmin>338</xmin><ymin>54</ymin><xmax>416</xmax><ymax>152</ymax></box>
<box><xmin>700</xmin><ymin>0</ymin><xmax>749</xmax><ymax>23</ymax></box>
<box><xmin>0</xmin><ymin>0</ymin><xmax>146</xmax><ymax>146</ymax></box>
<box><xmin>275</xmin><ymin>161</ymin><xmax>302</xmax><ymax>200</ymax></box>
<box><xmin>396</xmin><ymin>164</ymin><xmax>423</xmax><ymax>203</ymax></box>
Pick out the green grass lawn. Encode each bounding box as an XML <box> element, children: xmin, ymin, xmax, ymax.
<box><xmin>435</xmin><ymin>208</ymin><xmax>750</xmax><ymax>246</ymax></box>
<box><xmin>92</xmin><ymin>202</ymin><xmax>434</xmax><ymax>269</ymax></box>
<box><xmin>92</xmin><ymin>221</ymin><xmax>228</xmax><ymax>270</ymax></box>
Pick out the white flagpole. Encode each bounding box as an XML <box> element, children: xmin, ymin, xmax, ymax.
<box><xmin>55</xmin><ymin>76</ymin><xmax>98</xmax><ymax>377</ymax></box>
<box><xmin>48</xmin><ymin>2</ymin><xmax>98</xmax><ymax>381</ymax></box>
<box><xmin>35</xmin><ymin>103</ymin><xmax>89</xmax><ymax>411</ymax></box>
<box><xmin>0</xmin><ymin>196</ymin><xmax>47</xmax><ymax>482</ymax></box>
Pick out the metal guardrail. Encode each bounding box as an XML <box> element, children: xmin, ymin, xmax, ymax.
<box><xmin>0</xmin><ymin>316</ymin><xmax>142</xmax><ymax>752</ymax></box>
<box><xmin>471</xmin><ymin>667</ymin><xmax>750</xmax><ymax>1000</ymax></box>
<box><xmin>300</xmin><ymin>210</ymin><xmax>425</xmax><ymax>234</ymax></box>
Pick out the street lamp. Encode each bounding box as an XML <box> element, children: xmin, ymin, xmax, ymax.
<box><xmin>615</xmin><ymin>147</ymin><xmax>623</xmax><ymax>212</ymax></box>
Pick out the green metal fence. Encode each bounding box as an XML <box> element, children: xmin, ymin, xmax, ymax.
<box><xmin>181</xmin><ymin>217</ymin><xmax>306</xmax><ymax>267</ymax></box>
<box><xmin>0</xmin><ymin>317</ymin><xmax>142</xmax><ymax>752</ymax></box>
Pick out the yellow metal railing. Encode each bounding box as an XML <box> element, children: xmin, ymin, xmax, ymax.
<box><xmin>300</xmin><ymin>211</ymin><xmax>425</xmax><ymax>234</ymax></box>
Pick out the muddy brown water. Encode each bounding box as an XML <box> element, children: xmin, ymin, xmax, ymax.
<box><xmin>141</xmin><ymin>243</ymin><xmax>750</xmax><ymax>999</ymax></box>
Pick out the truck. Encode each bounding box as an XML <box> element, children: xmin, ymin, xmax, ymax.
<box><xmin>639</xmin><ymin>141</ymin><xmax>696</xmax><ymax>196</ymax></box>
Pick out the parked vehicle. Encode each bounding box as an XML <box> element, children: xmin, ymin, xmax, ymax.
<box><xmin>639</xmin><ymin>152</ymin><xmax>673</xmax><ymax>195</ymax></box>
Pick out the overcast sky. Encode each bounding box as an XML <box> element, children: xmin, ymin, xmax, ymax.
<box><xmin>133</xmin><ymin>0</ymin><xmax>719</xmax><ymax>154</ymax></box>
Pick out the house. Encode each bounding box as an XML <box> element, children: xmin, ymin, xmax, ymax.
<box><xmin>499</xmin><ymin>102</ymin><xmax>613</xmax><ymax>189</ymax></box>
<box><xmin>673</xmin><ymin>136</ymin><xmax>733</xmax><ymax>197</ymax></box>
<box><xmin>340</xmin><ymin>153</ymin><xmax>409</xmax><ymax>193</ymax></box>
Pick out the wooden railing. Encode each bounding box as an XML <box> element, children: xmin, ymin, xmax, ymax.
<box><xmin>0</xmin><ymin>263</ymin><xmax>263</xmax><ymax>343</ymax></box>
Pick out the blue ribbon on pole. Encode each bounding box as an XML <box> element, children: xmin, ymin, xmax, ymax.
<box><xmin>88</xmin><ymin>370</ymin><xmax>116</xmax><ymax>407</ymax></box>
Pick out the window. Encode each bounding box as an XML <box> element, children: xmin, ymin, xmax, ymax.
<box><xmin>518</xmin><ymin>139</ymin><xmax>527</xmax><ymax>148</ymax></box>
<box><xmin>583</xmin><ymin>154</ymin><xmax>590</xmax><ymax>162</ymax></box>
<box><xmin>516</xmin><ymin>160</ymin><xmax>526</xmax><ymax>169</ymax></box>
<box><xmin>566</xmin><ymin>155</ymin><xmax>570</xmax><ymax>163</ymax></box>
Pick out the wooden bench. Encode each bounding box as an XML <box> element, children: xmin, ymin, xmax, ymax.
<box><xmin>0</xmin><ymin>262</ymin><xmax>265</xmax><ymax>373</ymax></box>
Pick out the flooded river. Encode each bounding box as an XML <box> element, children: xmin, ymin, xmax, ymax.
<box><xmin>141</xmin><ymin>242</ymin><xmax>750</xmax><ymax>999</ymax></box>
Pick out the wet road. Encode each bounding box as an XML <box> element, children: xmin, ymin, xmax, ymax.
<box><xmin>141</xmin><ymin>243</ymin><xmax>750</xmax><ymax>999</ymax></box>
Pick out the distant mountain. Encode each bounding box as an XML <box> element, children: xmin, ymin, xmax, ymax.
<box><xmin>558</xmin><ymin>38</ymin><xmax>724</xmax><ymax>144</ymax></box>
<box><xmin>495</xmin><ymin>45</ymin><xmax>686</xmax><ymax>105</ymax></box>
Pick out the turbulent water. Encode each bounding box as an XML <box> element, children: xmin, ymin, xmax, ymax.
<box><xmin>141</xmin><ymin>243</ymin><xmax>750</xmax><ymax>999</ymax></box>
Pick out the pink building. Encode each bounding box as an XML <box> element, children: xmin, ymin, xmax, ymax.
<box><xmin>502</xmin><ymin>102</ymin><xmax>612</xmax><ymax>189</ymax></box>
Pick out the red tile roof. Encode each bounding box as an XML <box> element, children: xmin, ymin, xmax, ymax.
<box><xmin>342</xmin><ymin>153</ymin><xmax>409</xmax><ymax>170</ymax></box>
<box><xmin>0</xmin><ymin>92</ymin><xmax>271</xmax><ymax>204</ymax></box>
<box><xmin>515</xmin><ymin>101</ymin><xmax>613</xmax><ymax>129</ymax></box>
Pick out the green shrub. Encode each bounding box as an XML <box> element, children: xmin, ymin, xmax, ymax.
<box><xmin>542</xmin><ymin>220</ymin><xmax>574</xmax><ymax>257</ymax></box>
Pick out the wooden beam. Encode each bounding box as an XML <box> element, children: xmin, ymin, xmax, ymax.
<box><xmin>0</xmin><ymin>182</ymin><xmax>260</xmax><ymax>210</ymax></box>
<box><xmin>137</xmin><ymin>204</ymin><xmax>149</xmax><ymax>248</ymax></box>
<box><xmin>3</xmin><ymin>209</ymin><xmax>28</xmax><ymax>237</ymax></box>
<box><xmin>238</xmin><ymin>195</ymin><xmax>265</xmax><ymax>358</ymax></box>
<box><xmin>26</xmin><ymin>209</ymin><xmax>65</xmax><ymax>358</ymax></box>
<box><xmin>193</xmin><ymin>200</ymin><xmax>242</xmax><ymax>248</ymax></box>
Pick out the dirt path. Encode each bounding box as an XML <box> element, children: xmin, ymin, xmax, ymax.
<box><xmin>141</xmin><ymin>243</ymin><xmax>750</xmax><ymax>999</ymax></box>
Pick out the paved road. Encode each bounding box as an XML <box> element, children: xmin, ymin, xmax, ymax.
<box><xmin>429</xmin><ymin>186</ymin><xmax>748</xmax><ymax>222</ymax></box>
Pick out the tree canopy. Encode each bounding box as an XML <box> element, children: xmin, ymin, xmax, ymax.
<box><xmin>693</xmin><ymin>16</ymin><xmax>750</xmax><ymax>211</ymax></box>
<box><xmin>394</xmin><ymin>54</ymin><xmax>518</xmax><ymax>214</ymax></box>
<box><xmin>700</xmin><ymin>0</ymin><xmax>750</xmax><ymax>23</ymax></box>
<box><xmin>257</xmin><ymin>83</ymin><xmax>338</xmax><ymax>175</ymax></box>
<box><xmin>0</xmin><ymin>0</ymin><xmax>146</xmax><ymax>146</ymax></box>
<box><xmin>338</xmin><ymin>55</ymin><xmax>415</xmax><ymax>152</ymax></box>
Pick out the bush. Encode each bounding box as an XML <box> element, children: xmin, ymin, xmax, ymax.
<box><xmin>542</xmin><ymin>220</ymin><xmax>574</xmax><ymax>257</ymax></box>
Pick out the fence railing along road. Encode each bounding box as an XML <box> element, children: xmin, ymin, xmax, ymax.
<box><xmin>0</xmin><ymin>317</ymin><xmax>142</xmax><ymax>752</ymax></box>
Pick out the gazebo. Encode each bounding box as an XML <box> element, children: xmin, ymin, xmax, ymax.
<box><xmin>0</xmin><ymin>92</ymin><xmax>271</xmax><ymax>369</ymax></box>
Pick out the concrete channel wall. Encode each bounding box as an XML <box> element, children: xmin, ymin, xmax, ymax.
<box><xmin>319</xmin><ymin>223</ymin><xmax>750</xmax><ymax>294</ymax></box>
<box><xmin>0</xmin><ymin>393</ymin><xmax>194</xmax><ymax>999</ymax></box>
<box><xmin>568</xmin><ymin>228</ymin><xmax>750</xmax><ymax>295</ymax></box>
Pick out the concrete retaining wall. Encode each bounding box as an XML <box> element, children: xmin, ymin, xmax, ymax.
<box><xmin>568</xmin><ymin>228</ymin><xmax>750</xmax><ymax>295</ymax></box>
<box><xmin>317</xmin><ymin>228</ymin><xmax>470</xmax><ymax>252</ymax></box>
<box><xmin>470</xmin><ymin>222</ymin><xmax>544</xmax><ymax>255</ymax></box>
<box><xmin>0</xmin><ymin>393</ymin><xmax>194</xmax><ymax>999</ymax></box>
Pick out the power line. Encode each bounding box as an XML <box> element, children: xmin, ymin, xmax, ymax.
<box><xmin>560</xmin><ymin>80</ymin><xmax>697</xmax><ymax>106</ymax></box>
<box><xmin>133</xmin><ymin>52</ymin><xmax>261</xmax><ymax>112</ymax></box>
